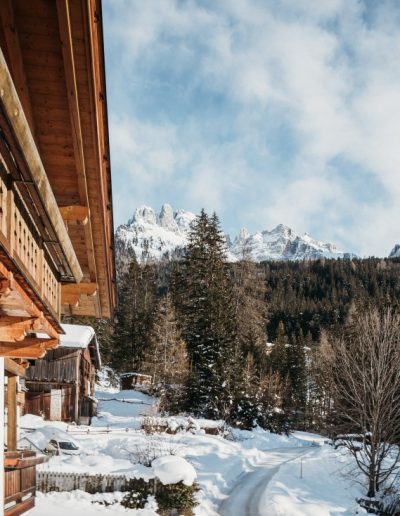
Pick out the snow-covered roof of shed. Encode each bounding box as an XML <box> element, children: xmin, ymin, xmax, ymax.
<box><xmin>59</xmin><ymin>324</ymin><xmax>95</xmax><ymax>349</ymax></box>
<box><xmin>36</xmin><ymin>323</ymin><xmax>101</xmax><ymax>369</ymax></box>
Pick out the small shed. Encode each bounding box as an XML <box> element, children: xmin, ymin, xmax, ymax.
<box><xmin>120</xmin><ymin>372</ymin><xmax>152</xmax><ymax>391</ymax></box>
<box><xmin>24</xmin><ymin>324</ymin><xmax>101</xmax><ymax>425</ymax></box>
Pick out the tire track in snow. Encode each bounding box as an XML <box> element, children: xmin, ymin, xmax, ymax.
<box><xmin>218</xmin><ymin>447</ymin><xmax>312</xmax><ymax>516</ymax></box>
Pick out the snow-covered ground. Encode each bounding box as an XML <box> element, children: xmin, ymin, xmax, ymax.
<box><xmin>23</xmin><ymin>388</ymin><xmax>366</xmax><ymax>515</ymax></box>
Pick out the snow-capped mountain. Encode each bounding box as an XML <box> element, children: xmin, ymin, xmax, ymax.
<box><xmin>115</xmin><ymin>204</ymin><xmax>352</xmax><ymax>265</ymax></box>
<box><xmin>115</xmin><ymin>204</ymin><xmax>196</xmax><ymax>265</ymax></box>
<box><xmin>230</xmin><ymin>223</ymin><xmax>348</xmax><ymax>261</ymax></box>
<box><xmin>389</xmin><ymin>244</ymin><xmax>400</xmax><ymax>258</ymax></box>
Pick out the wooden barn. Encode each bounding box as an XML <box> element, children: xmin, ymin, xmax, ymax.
<box><xmin>25</xmin><ymin>324</ymin><xmax>101</xmax><ymax>425</ymax></box>
<box><xmin>0</xmin><ymin>0</ymin><xmax>116</xmax><ymax>513</ymax></box>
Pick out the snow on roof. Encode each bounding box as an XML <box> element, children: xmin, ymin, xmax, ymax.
<box><xmin>59</xmin><ymin>324</ymin><xmax>95</xmax><ymax>349</ymax></box>
<box><xmin>60</xmin><ymin>324</ymin><xmax>101</xmax><ymax>369</ymax></box>
<box><xmin>36</xmin><ymin>323</ymin><xmax>101</xmax><ymax>369</ymax></box>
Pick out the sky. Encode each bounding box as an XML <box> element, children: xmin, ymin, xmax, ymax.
<box><xmin>103</xmin><ymin>0</ymin><xmax>400</xmax><ymax>257</ymax></box>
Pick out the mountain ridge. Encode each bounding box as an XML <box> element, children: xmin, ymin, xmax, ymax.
<box><xmin>115</xmin><ymin>203</ymin><xmax>357</xmax><ymax>265</ymax></box>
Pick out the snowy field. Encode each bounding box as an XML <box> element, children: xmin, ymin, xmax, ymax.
<box><xmin>22</xmin><ymin>388</ymin><xmax>366</xmax><ymax>515</ymax></box>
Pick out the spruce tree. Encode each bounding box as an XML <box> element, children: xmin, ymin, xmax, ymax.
<box><xmin>233</xmin><ymin>258</ymin><xmax>268</xmax><ymax>371</ymax></box>
<box><xmin>112</xmin><ymin>255</ymin><xmax>157</xmax><ymax>372</ymax></box>
<box><xmin>285</xmin><ymin>330</ymin><xmax>307</xmax><ymax>428</ymax></box>
<box><xmin>176</xmin><ymin>210</ymin><xmax>237</xmax><ymax>419</ymax></box>
<box><xmin>143</xmin><ymin>294</ymin><xmax>187</xmax><ymax>385</ymax></box>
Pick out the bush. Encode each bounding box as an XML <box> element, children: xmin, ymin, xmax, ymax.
<box><xmin>120</xmin><ymin>478</ymin><xmax>151</xmax><ymax>509</ymax></box>
<box><xmin>126</xmin><ymin>436</ymin><xmax>183</xmax><ymax>467</ymax></box>
<box><xmin>120</xmin><ymin>478</ymin><xmax>199</xmax><ymax>515</ymax></box>
<box><xmin>155</xmin><ymin>481</ymin><xmax>199</xmax><ymax>516</ymax></box>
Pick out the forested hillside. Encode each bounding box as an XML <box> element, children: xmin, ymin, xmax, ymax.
<box><xmin>81</xmin><ymin>207</ymin><xmax>400</xmax><ymax>434</ymax></box>
<box><xmin>262</xmin><ymin>257</ymin><xmax>400</xmax><ymax>341</ymax></box>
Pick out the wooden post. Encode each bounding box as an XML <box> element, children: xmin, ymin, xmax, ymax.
<box><xmin>7</xmin><ymin>375</ymin><xmax>17</xmax><ymax>450</ymax></box>
<box><xmin>74</xmin><ymin>352</ymin><xmax>80</xmax><ymax>423</ymax></box>
<box><xmin>0</xmin><ymin>357</ymin><xmax>4</xmax><ymax>514</ymax></box>
<box><xmin>6</xmin><ymin>188</ymin><xmax>15</xmax><ymax>255</ymax></box>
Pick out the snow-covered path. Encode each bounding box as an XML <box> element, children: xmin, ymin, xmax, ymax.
<box><xmin>219</xmin><ymin>447</ymin><xmax>312</xmax><ymax>516</ymax></box>
<box><xmin>24</xmin><ymin>390</ymin><xmax>364</xmax><ymax>515</ymax></box>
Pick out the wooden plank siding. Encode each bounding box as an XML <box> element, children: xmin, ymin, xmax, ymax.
<box><xmin>24</xmin><ymin>345</ymin><xmax>98</xmax><ymax>424</ymax></box>
<box><xmin>24</xmin><ymin>388</ymin><xmax>75</xmax><ymax>422</ymax></box>
<box><xmin>25</xmin><ymin>349</ymin><xmax>79</xmax><ymax>383</ymax></box>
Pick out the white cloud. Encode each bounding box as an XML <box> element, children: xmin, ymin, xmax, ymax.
<box><xmin>105</xmin><ymin>0</ymin><xmax>400</xmax><ymax>256</ymax></box>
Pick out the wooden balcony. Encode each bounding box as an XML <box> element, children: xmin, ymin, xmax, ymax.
<box><xmin>0</xmin><ymin>167</ymin><xmax>59</xmax><ymax>317</ymax></box>
<box><xmin>4</xmin><ymin>451</ymin><xmax>48</xmax><ymax>516</ymax></box>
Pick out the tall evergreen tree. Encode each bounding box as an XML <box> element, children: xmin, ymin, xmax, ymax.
<box><xmin>112</xmin><ymin>255</ymin><xmax>157</xmax><ymax>372</ymax></box>
<box><xmin>143</xmin><ymin>294</ymin><xmax>189</xmax><ymax>387</ymax></box>
<box><xmin>175</xmin><ymin>210</ymin><xmax>237</xmax><ymax>419</ymax></box>
<box><xmin>232</xmin><ymin>258</ymin><xmax>268</xmax><ymax>371</ymax></box>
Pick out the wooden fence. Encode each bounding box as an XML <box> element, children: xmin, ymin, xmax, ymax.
<box><xmin>36</xmin><ymin>471</ymin><xmax>157</xmax><ymax>494</ymax></box>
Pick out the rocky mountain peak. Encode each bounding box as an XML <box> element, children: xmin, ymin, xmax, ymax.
<box><xmin>389</xmin><ymin>244</ymin><xmax>400</xmax><ymax>258</ymax></box>
<box><xmin>131</xmin><ymin>206</ymin><xmax>157</xmax><ymax>226</ymax></box>
<box><xmin>269</xmin><ymin>224</ymin><xmax>294</xmax><ymax>238</ymax></box>
<box><xmin>236</xmin><ymin>228</ymin><xmax>250</xmax><ymax>243</ymax></box>
<box><xmin>116</xmin><ymin>204</ymin><xmax>353</xmax><ymax>265</ymax></box>
<box><xmin>159</xmin><ymin>203</ymin><xmax>178</xmax><ymax>231</ymax></box>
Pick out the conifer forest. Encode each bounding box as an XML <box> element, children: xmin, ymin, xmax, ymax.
<box><xmin>81</xmin><ymin>211</ymin><xmax>400</xmax><ymax>442</ymax></box>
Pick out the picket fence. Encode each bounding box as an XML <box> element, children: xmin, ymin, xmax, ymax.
<box><xmin>36</xmin><ymin>471</ymin><xmax>157</xmax><ymax>494</ymax></box>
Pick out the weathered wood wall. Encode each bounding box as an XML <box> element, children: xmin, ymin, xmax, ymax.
<box><xmin>25</xmin><ymin>349</ymin><xmax>78</xmax><ymax>383</ymax></box>
<box><xmin>24</xmin><ymin>387</ymin><xmax>75</xmax><ymax>422</ymax></box>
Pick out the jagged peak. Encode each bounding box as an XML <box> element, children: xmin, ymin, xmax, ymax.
<box><xmin>159</xmin><ymin>203</ymin><xmax>178</xmax><ymax>230</ymax></box>
<box><xmin>269</xmin><ymin>224</ymin><xmax>295</xmax><ymax>238</ymax></box>
<box><xmin>130</xmin><ymin>205</ymin><xmax>157</xmax><ymax>226</ymax></box>
<box><xmin>238</xmin><ymin>227</ymin><xmax>249</xmax><ymax>241</ymax></box>
<box><xmin>389</xmin><ymin>244</ymin><xmax>400</xmax><ymax>258</ymax></box>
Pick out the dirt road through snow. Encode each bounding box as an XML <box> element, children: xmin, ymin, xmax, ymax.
<box><xmin>218</xmin><ymin>447</ymin><xmax>312</xmax><ymax>516</ymax></box>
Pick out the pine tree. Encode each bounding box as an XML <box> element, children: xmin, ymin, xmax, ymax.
<box><xmin>112</xmin><ymin>255</ymin><xmax>157</xmax><ymax>372</ymax></box>
<box><xmin>176</xmin><ymin>210</ymin><xmax>237</xmax><ymax>419</ymax></box>
<box><xmin>233</xmin><ymin>258</ymin><xmax>268</xmax><ymax>371</ymax></box>
<box><xmin>269</xmin><ymin>321</ymin><xmax>289</xmax><ymax>375</ymax></box>
<box><xmin>285</xmin><ymin>330</ymin><xmax>307</xmax><ymax>428</ymax></box>
<box><xmin>143</xmin><ymin>294</ymin><xmax>189</xmax><ymax>387</ymax></box>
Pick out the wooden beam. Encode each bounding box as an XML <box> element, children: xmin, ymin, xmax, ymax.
<box><xmin>59</xmin><ymin>205</ymin><xmax>89</xmax><ymax>224</ymax></box>
<box><xmin>0</xmin><ymin>315</ymin><xmax>57</xmax><ymax>342</ymax></box>
<box><xmin>61</xmin><ymin>282</ymin><xmax>97</xmax><ymax>306</ymax></box>
<box><xmin>82</xmin><ymin>0</ymin><xmax>112</xmax><ymax>318</ymax></box>
<box><xmin>0</xmin><ymin>46</ymin><xmax>83</xmax><ymax>283</ymax></box>
<box><xmin>57</xmin><ymin>0</ymin><xmax>98</xmax><ymax>297</ymax></box>
<box><xmin>4</xmin><ymin>358</ymin><xmax>26</xmax><ymax>377</ymax></box>
<box><xmin>0</xmin><ymin>287</ymin><xmax>59</xmax><ymax>340</ymax></box>
<box><xmin>0</xmin><ymin>337</ymin><xmax>59</xmax><ymax>359</ymax></box>
<box><xmin>6</xmin><ymin>375</ymin><xmax>17</xmax><ymax>450</ymax></box>
<box><xmin>0</xmin><ymin>315</ymin><xmax>46</xmax><ymax>330</ymax></box>
<box><xmin>0</xmin><ymin>0</ymin><xmax>36</xmax><ymax>138</ymax></box>
<box><xmin>0</xmin><ymin>327</ymin><xmax>25</xmax><ymax>342</ymax></box>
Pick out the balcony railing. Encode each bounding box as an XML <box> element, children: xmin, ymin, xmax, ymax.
<box><xmin>0</xmin><ymin>167</ymin><xmax>60</xmax><ymax>316</ymax></box>
<box><xmin>4</xmin><ymin>451</ymin><xmax>48</xmax><ymax>516</ymax></box>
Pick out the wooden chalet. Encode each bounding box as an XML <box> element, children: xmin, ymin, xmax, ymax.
<box><xmin>0</xmin><ymin>0</ymin><xmax>116</xmax><ymax>514</ymax></box>
<box><xmin>25</xmin><ymin>324</ymin><xmax>101</xmax><ymax>425</ymax></box>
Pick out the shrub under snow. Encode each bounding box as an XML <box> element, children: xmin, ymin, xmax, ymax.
<box><xmin>152</xmin><ymin>455</ymin><xmax>197</xmax><ymax>486</ymax></box>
